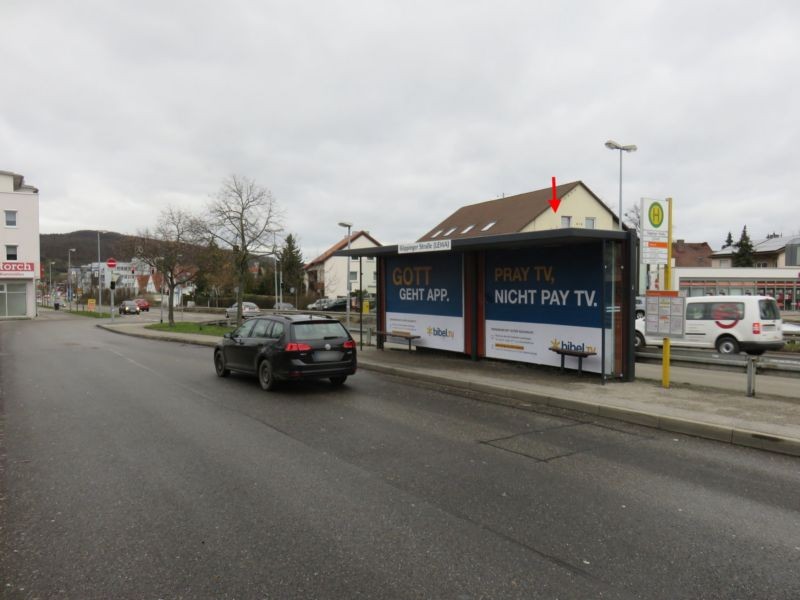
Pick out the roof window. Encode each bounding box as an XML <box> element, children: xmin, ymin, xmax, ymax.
<box><xmin>461</xmin><ymin>224</ymin><xmax>475</xmax><ymax>234</ymax></box>
<box><xmin>443</xmin><ymin>227</ymin><xmax>457</xmax><ymax>237</ymax></box>
<box><xmin>481</xmin><ymin>221</ymin><xmax>496</xmax><ymax>231</ymax></box>
<box><xmin>430</xmin><ymin>230</ymin><xmax>443</xmax><ymax>238</ymax></box>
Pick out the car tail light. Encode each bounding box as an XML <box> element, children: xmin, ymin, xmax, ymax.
<box><xmin>752</xmin><ymin>322</ymin><xmax>761</xmax><ymax>334</ymax></box>
<box><xmin>285</xmin><ymin>342</ymin><xmax>312</xmax><ymax>352</ymax></box>
<box><xmin>343</xmin><ymin>340</ymin><xmax>356</xmax><ymax>349</ymax></box>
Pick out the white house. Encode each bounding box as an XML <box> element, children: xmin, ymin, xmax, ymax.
<box><xmin>1</xmin><ymin>170</ymin><xmax>40</xmax><ymax>318</ymax></box>
<box><xmin>305</xmin><ymin>231</ymin><xmax>382</xmax><ymax>299</ymax></box>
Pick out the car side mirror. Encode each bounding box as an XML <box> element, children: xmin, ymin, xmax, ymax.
<box><xmin>223</xmin><ymin>332</ymin><xmax>232</xmax><ymax>339</ymax></box>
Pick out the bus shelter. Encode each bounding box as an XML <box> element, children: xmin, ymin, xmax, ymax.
<box><xmin>338</xmin><ymin>228</ymin><xmax>638</xmax><ymax>381</ymax></box>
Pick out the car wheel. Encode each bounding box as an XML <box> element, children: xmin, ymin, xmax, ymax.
<box><xmin>634</xmin><ymin>332</ymin><xmax>645</xmax><ymax>350</ymax></box>
<box><xmin>258</xmin><ymin>359</ymin><xmax>275</xmax><ymax>391</ymax></box>
<box><xmin>330</xmin><ymin>376</ymin><xmax>347</xmax><ymax>386</ymax></box>
<box><xmin>716</xmin><ymin>336</ymin><xmax>740</xmax><ymax>355</ymax></box>
<box><xmin>635</xmin><ymin>310</ymin><xmax>645</xmax><ymax>319</ymax></box>
<box><xmin>214</xmin><ymin>351</ymin><xmax>230</xmax><ymax>377</ymax></box>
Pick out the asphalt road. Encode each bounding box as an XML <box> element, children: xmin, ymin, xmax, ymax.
<box><xmin>2</xmin><ymin>313</ymin><xmax>800</xmax><ymax>599</ymax></box>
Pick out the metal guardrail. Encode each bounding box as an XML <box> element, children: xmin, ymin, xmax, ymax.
<box><xmin>636</xmin><ymin>348</ymin><xmax>800</xmax><ymax>374</ymax></box>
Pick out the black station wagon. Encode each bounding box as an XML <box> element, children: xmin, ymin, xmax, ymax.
<box><xmin>213</xmin><ymin>314</ymin><xmax>357</xmax><ymax>390</ymax></box>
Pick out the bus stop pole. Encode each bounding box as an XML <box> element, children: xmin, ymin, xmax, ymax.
<box><xmin>662</xmin><ymin>198</ymin><xmax>673</xmax><ymax>389</ymax></box>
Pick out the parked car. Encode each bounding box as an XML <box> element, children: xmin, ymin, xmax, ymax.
<box><xmin>133</xmin><ymin>298</ymin><xmax>150</xmax><ymax>312</ymax></box>
<box><xmin>225</xmin><ymin>302</ymin><xmax>261</xmax><ymax>320</ymax></box>
<box><xmin>213</xmin><ymin>314</ymin><xmax>357</xmax><ymax>390</ymax></box>
<box><xmin>635</xmin><ymin>295</ymin><xmax>646</xmax><ymax>319</ymax></box>
<box><xmin>273</xmin><ymin>302</ymin><xmax>295</xmax><ymax>310</ymax></box>
<box><xmin>306</xmin><ymin>299</ymin><xmax>326</xmax><ymax>310</ymax></box>
<box><xmin>119</xmin><ymin>300</ymin><xmax>141</xmax><ymax>315</ymax></box>
<box><xmin>635</xmin><ymin>295</ymin><xmax>784</xmax><ymax>355</ymax></box>
<box><xmin>321</xmin><ymin>298</ymin><xmax>348</xmax><ymax>312</ymax></box>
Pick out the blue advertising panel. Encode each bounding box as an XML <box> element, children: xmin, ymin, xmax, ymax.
<box><xmin>385</xmin><ymin>252</ymin><xmax>464</xmax><ymax>351</ymax></box>
<box><xmin>484</xmin><ymin>245</ymin><xmax>604</xmax><ymax>371</ymax></box>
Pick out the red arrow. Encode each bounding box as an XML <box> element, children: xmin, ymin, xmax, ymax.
<box><xmin>549</xmin><ymin>176</ymin><xmax>561</xmax><ymax>212</ymax></box>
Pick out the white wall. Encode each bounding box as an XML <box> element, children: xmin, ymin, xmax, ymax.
<box><xmin>1</xmin><ymin>172</ymin><xmax>40</xmax><ymax>318</ymax></box>
<box><xmin>524</xmin><ymin>185</ymin><xmax>616</xmax><ymax>231</ymax></box>
<box><xmin>323</xmin><ymin>234</ymin><xmax>379</xmax><ymax>298</ymax></box>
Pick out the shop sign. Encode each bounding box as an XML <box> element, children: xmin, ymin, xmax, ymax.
<box><xmin>0</xmin><ymin>262</ymin><xmax>36</xmax><ymax>278</ymax></box>
<box><xmin>398</xmin><ymin>240</ymin><xmax>451</xmax><ymax>254</ymax></box>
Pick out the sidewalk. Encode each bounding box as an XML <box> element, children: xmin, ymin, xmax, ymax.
<box><xmin>97</xmin><ymin>319</ymin><xmax>800</xmax><ymax>457</ymax></box>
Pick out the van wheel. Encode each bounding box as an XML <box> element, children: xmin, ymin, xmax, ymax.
<box><xmin>330</xmin><ymin>376</ymin><xmax>347</xmax><ymax>386</ymax></box>
<box><xmin>716</xmin><ymin>336</ymin><xmax>740</xmax><ymax>355</ymax></box>
<box><xmin>258</xmin><ymin>360</ymin><xmax>276</xmax><ymax>391</ymax></box>
<box><xmin>634</xmin><ymin>332</ymin><xmax>645</xmax><ymax>349</ymax></box>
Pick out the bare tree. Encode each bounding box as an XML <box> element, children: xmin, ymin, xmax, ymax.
<box><xmin>133</xmin><ymin>206</ymin><xmax>203</xmax><ymax>326</ymax></box>
<box><xmin>623</xmin><ymin>203</ymin><xmax>642</xmax><ymax>234</ymax></box>
<box><xmin>200</xmin><ymin>174</ymin><xmax>283</xmax><ymax>323</ymax></box>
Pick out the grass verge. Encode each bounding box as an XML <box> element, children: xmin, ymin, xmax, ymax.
<box><xmin>145</xmin><ymin>322</ymin><xmax>234</xmax><ymax>337</ymax></box>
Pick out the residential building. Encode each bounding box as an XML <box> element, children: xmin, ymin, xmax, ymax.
<box><xmin>305</xmin><ymin>231</ymin><xmax>382</xmax><ymax>299</ymax></box>
<box><xmin>711</xmin><ymin>235</ymin><xmax>800</xmax><ymax>268</ymax></box>
<box><xmin>671</xmin><ymin>240</ymin><xmax>714</xmax><ymax>267</ymax></box>
<box><xmin>1</xmin><ymin>170</ymin><xmax>39</xmax><ymax>318</ymax></box>
<box><xmin>416</xmin><ymin>181</ymin><xmax>617</xmax><ymax>242</ymax></box>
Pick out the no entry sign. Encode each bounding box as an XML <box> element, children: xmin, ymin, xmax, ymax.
<box><xmin>106</xmin><ymin>258</ymin><xmax>117</xmax><ymax>269</ymax></box>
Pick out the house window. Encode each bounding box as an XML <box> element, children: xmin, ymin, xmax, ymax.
<box><xmin>461</xmin><ymin>224</ymin><xmax>475</xmax><ymax>234</ymax></box>
<box><xmin>350</xmin><ymin>271</ymin><xmax>358</xmax><ymax>281</ymax></box>
<box><xmin>481</xmin><ymin>221</ymin><xmax>496</xmax><ymax>231</ymax></box>
<box><xmin>4</xmin><ymin>211</ymin><xmax>16</xmax><ymax>227</ymax></box>
<box><xmin>6</xmin><ymin>245</ymin><xmax>18</xmax><ymax>260</ymax></box>
<box><xmin>443</xmin><ymin>227</ymin><xmax>457</xmax><ymax>237</ymax></box>
<box><xmin>585</xmin><ymin>217</ymin><xmax>595</xmax><ymax>229</ymax></box>
<box><xmin>561</xmin><ymin>216</ymin><xmax>571</xmax><ymax>228</ymax></box>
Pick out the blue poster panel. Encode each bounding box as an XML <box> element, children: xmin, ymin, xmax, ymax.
<box><xmin>484</xmin><ymin>245</ymin><xmax>604</xmax><ymax>371</ymax></box>
<box><xmin>385</xmin><ymin>252</ymin><xmax>464</xmax><ymax>351</ymax></box>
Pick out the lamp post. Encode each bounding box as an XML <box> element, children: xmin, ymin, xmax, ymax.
<box><xmin>67</xmin><ymin>248</ymin><xmax>76</xmax><ymax>311</ymax></box>
<box><xmin>96</xmin><ymin>230</ymin><xmax>107</xmax><ymax>313</ymax></box>
<box><xmin>338</xmin><ymin>221</ymin><xmax>353</xmax><ymax>331</ymax></box>
<box><xmin>49</xmin><ymin>261</ymin><xmax>55</xmax><ymax>305</ymax></box>
<box><xmin>605</xmin><ymin>140</ymin><xmax>637</xmax><ymax>230</ymax></box>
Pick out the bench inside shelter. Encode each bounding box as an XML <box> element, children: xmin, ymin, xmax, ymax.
<box><xmin>374</xmin><ymin>329</ymin><xmax>421</xmax><ymax>353</ymax></box>
<box><xmin>549</xmin><ymin>347</ymin><xmax>597</xmax><ymax>375</ymax></box>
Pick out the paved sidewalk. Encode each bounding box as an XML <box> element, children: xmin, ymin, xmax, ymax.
<box><xmin>97</xmin><ymin>320</ymin><xmax>800</xmax><ymax>457</ymax></box>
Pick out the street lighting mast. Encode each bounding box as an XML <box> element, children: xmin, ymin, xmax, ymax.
<box><xmin>338</xmin><ymin>221</ymin><xmax>353</xmax><ymax>331</ymax></box>
<box><xmin>605</xmin><ymin>140</ymin><xmax>637</xmax><ymax>230</ymax></box>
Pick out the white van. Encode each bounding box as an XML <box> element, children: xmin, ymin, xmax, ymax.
<box><xmin>634</xmin><ymin>295</ymin><xmax>784</xmax><ymax>355</ymax></box>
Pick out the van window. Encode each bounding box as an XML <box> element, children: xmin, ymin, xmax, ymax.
<box><xmin>710</xmin><ymin>302</ymin><xmax>744</xmax><ymax>321</ymax></box>
<box><xmin>759</xmin><ymin>299</ymin><xmax>781</xmax><ymax>320</ymax></box>
<box><xmin>686</xmin><ymin>301</ymin><xmax>745</xmax><ymax>321</ymax></box>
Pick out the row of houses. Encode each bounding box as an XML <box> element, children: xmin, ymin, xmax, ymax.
<box><xmin>3</xmin><ymin>166</ymin><xmax>799</xmax><ymax>319</ymax></box>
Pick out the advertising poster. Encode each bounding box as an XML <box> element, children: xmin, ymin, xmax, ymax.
<box><xmin>385</xmin><ymin>252</ymin><xmax>464</xmax><ymax>352</ymax></box>
<box><xmin>484</xmin><ymin>246</ymin><xmax>603</xmax><ymax>372</ymax></box>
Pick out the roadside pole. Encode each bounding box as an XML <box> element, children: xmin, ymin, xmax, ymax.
<box><xmin>663</xmin><ymin>197</ymin><xmax>673</xmax><ymax>388</ymax></box>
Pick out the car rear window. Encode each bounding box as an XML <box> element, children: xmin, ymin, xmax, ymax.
<box><xmin>759</xmin><ymin>299</ymin><xmax>781</xmax><ymax>320</ymax></box>
<box><xmin>292</xmin><ymin>321</ymin><xmax>349</xmax><ymax>340</ymax></box>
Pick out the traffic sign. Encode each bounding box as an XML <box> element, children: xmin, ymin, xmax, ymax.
<box><xmin>106</xmin><ymin>258</ymin><xmax>117</xmax><ymax>268</ymax></box>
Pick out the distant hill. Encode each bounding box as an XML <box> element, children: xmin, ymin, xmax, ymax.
<box><xmin>40</xmin><ymin>230</ymin><xmax>137</xmax><ymax>274</ymax></box>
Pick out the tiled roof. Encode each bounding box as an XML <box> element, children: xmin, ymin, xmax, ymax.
<box><xmin>416</xmin><ymin>181</ymin><xmax>609</xmax><ymax>242</ymax></box>
<box><xmin>672</xmin><ymin>241</ymin><xmax>713</xmax><ymax>267</ymax></box>
<box><xmin>305</xmin><ymin>231</ymin><xmax>382</xmax><ymax>269</ymax></box>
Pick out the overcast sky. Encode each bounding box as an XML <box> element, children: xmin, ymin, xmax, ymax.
<box><xmin>3</xmin><ymin>0</ymin><xmax>799</xmax><ymax>259</ymax></box>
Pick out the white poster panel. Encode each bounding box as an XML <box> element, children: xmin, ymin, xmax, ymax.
<box><xmin>485</xmin><ymin>320</ymin><xmax>603</xmax><ymax>373</ymax></box>
<box><xmin>386</xmin><ymin>312</ymin><xmax>464</xmax><ymax>352</ymax></box>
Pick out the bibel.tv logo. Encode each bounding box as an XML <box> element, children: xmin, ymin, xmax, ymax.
<box><xmin>427</xmin><ymin>325</ymin><xmax>455</xmax><ymax>338</ymax></box>
<box><xmin>550</xmin><ymin>338</ymin><xmax>596</xmax><ymax>354</ymax></box>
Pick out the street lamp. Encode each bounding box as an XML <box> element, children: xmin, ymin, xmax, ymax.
<box><xmin>49</xmin><ymin>261</ymin><xmax>55</xmax><ymax>304</ymax></box>
<box><xmin>338</xmin><ymin>221</ymin><xmax>353</xmax><ymax>331</ymax></box>
<box><xmin>97</xmin><ymin>230</ymin><xmax>107</xmax><ymax>313</ymax></box>
<box><xmin>605</xmin><ymin>140</ymin><xmax>637</xmax><ymax>230</ymax></box>
<box><xmin>67</xmin><ymin>248</ymin><xmax>76</xmax><ymax>311</ymax></box>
